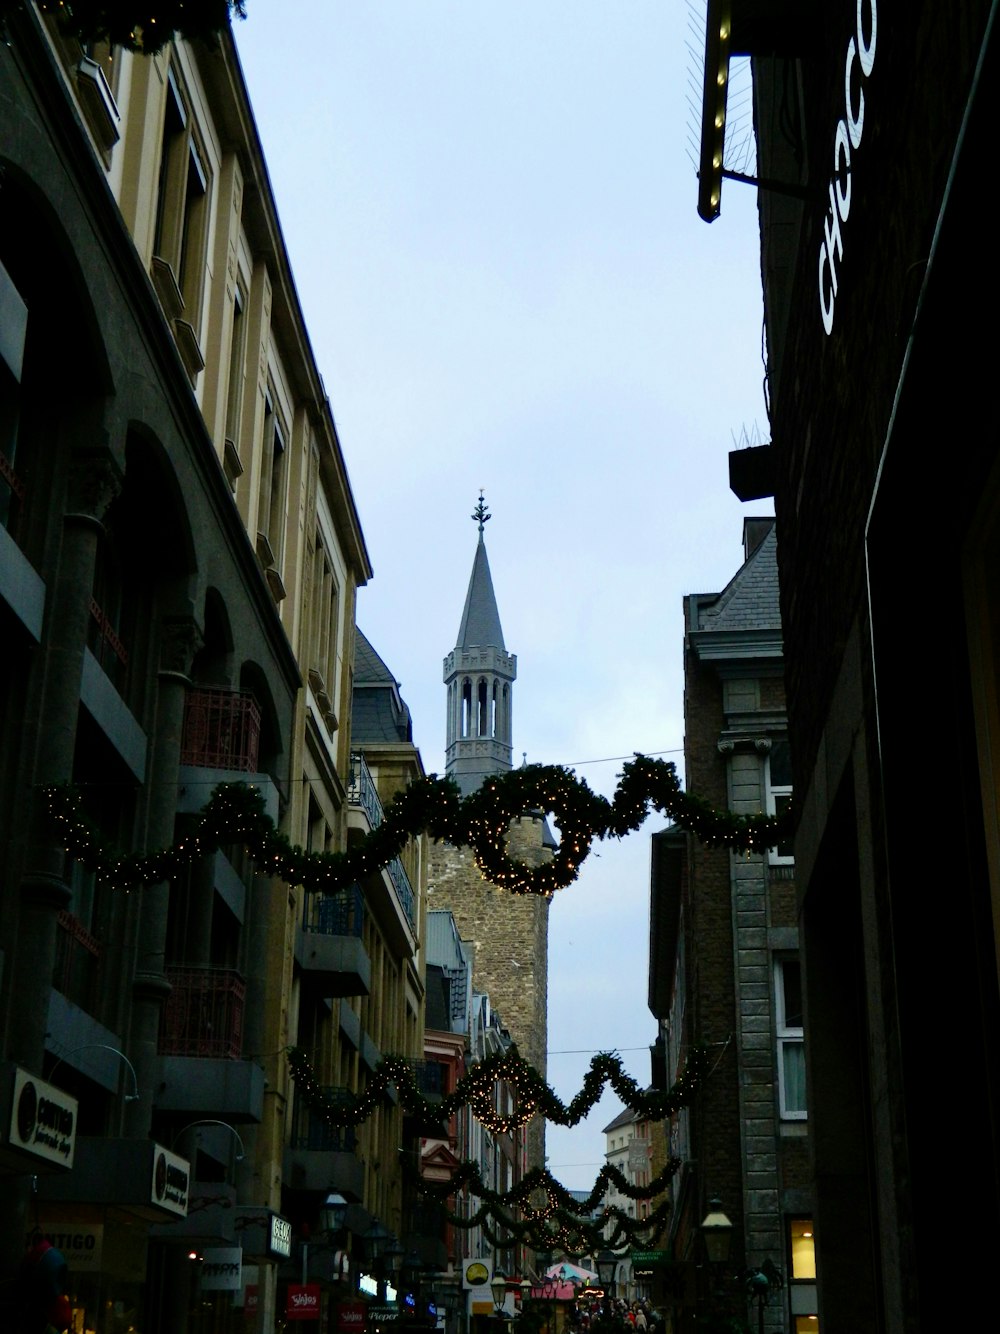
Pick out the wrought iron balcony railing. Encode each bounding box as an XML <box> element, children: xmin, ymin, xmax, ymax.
<box><xmin>181</xmin><ymin>687</ymin><xmax>261</xmax><ymax>773</ymax></box>
<box><xmin>302</xmin><ymin>884</ymin><xmax>365</xmax><ymax>937</ymax></box>
<box><xmin>387</xmin><ymin>856</ymin><xmax>415</xmax><ymax>927</ymax></box>
<box><xmin>160</xmin><ymin>966</ymin><xmax>246</xmax><ymax>1060</ymax></box>
<box><xmin>290</xmin><ymin>1086</ymin><xmax>357</xmax><ymax>1152</ymax></box>
<box><xmin>347</xmin><ymin>751</ymin><xmax>383</xmax><ymax>829</ymax></box>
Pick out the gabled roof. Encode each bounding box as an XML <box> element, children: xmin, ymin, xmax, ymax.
<box><xmin>696</xmin><ymin>522</ymin><xmax>780</xmax><ymax>633</ymax></box>
<box><xmin>602</xmin><ymin>1105</ymin><xmax>639</xmax><ymax>1135</ymax></box>
<box><xmin>456</xmin><ymin>534</ymin><xmax>506</xmax><ymax>650</ymax></box>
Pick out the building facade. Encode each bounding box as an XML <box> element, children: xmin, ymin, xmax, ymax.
<box><xmin>693</xmin><ymin>1</ymin><xmax>1000</xmax><ymax>1326</ymax></box>
<box><xmin>0</xmin><ymin>9</ymin><xmax>435</xmax><ymax>1334</ymax></box>
<box><xmin>647</xmin><ymin>521</ymin><xmax>812</xmax><ymax>1333</ymax></box>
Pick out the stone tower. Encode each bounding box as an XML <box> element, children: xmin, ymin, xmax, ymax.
<box><xmin>429</xmin><ymin>495</ymin><xmax>551</xmax><ymax>1173</ymax></box>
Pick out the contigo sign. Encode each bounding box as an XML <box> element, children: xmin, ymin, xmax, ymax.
<box><xmin>269</xmin><ymin>1215</ymin><xmax>292</xmax><ymax>1258</ymax></box>
<box><xmin>9</xmin><ymin>1068</ymin><xmax>77</xmax><ymax>1167</ymax></box>
<box><xmin>152</xmin><ymin>1145</ymin><xmax>190</xmax><ymax>1216</ymax></box>
<box><xmin>818</xmin><ymin>0</ymin><xmax>878</xmax><ymax>335</ymax></box>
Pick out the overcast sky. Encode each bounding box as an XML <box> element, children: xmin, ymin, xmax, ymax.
<box><xmin>235</xmin><ymin>1</ymin><xmax>769</xmax><ymax>1193</ymax></box>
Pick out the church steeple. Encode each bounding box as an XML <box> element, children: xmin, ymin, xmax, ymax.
<box><xmin>444</xmin><ymin>494</ymin><xmax>517</xmax><ymax>795</ymax></box>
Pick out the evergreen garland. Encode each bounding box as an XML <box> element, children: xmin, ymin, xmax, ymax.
<box><xmin>46</xmin><ymin>756</ymin><xmax>792</xmax><ymax>898</ymax></box>
<box><xmin>25</xmin><ymin>0</ymin><xmax>245</xmax><ymax>53</ymax></box>
<box><xmin>285</xmin><ymin>1044</ymin><xmax>707</xmax><ymax>1134</ymax></box>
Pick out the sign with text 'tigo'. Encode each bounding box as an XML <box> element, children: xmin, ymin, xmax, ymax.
<box><xmin>287</xmin><ymin>1285</ymin><xmax>321</xmax><ymax>1321</ymax></box>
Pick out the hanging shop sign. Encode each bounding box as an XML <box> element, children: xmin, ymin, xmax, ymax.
<box><xmin>463</xmin><ymin>1259</ymin><xmax>492</xmax><ymax>1291</ymax></box>
<box><xmin>202</xmin><ymin>1248</ymin><xmax>243</xmax><ymax>1291</ymax></box>
<box><xmin>152</xmin><ymin>1145</ymin><xmax>190</xmax><ymax>1217</ymax></box>
<box><xmin>818</xmin><ymin>0</ymin><xmax>878</xmax><ymax>335</ymax></box>
<box><xmin>269</xmin><ymin>1214</ymin><xmax>292</xmax><ymax>1259</ymax></box>
<box><xmin>244</xmin><ymin>1285</ymin><xmax>259</xmax><ymax>1320</ymax></box>
<box><xmin>7</xmin><ymin>1067</ymin><xmax>77</xmax><ymax>1168</ymax></box>
<box><xmin>286</xmin><ymin>1284</ymin><xmax>321</xmax><ymax>1320</ymax></box>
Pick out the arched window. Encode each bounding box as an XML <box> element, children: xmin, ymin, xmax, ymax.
<box><xmin>491</xmin><ymin>682</ymin><xmax>499</xmax><ymax>737</ymax></box>
<box><xmin>477</xmin><ymin>679</ymin><xmax>488</xmax><ymax>737</ymax></box>
<box><xmin>461</xmin><ymin>679</ymin><xmax>472</xmax><ymax>738</ymax></box>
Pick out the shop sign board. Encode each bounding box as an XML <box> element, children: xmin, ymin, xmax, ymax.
<box><xmin>8</xmin><ymin>1068</ymin><xmax>77</xmax><ymax>1168</ymax></box>
<box><xmin>336</xmin><ymin>1300</ymin><xmax>366</xmax><ymax>1331</ymax></box>
<box><xmin>286</xmin><ymin>1284</ymin><xmax>321</xmax><ymax>1320</ymax></box>
<box><xmin>630</xmin><ymin>1250</ymin><xmax>666</xmax><ymax>1265</ymax></box>
<box><xmin>33</xmin><ymin>1225</ymin><xmax>103</xmax><ymax>1272</ymax></box>
<box><xmin>244</xmin><ymin>1285</ymin><xmax>259</xmax><ymax>1320</ymax></box>
<box><xmin>462</xmin><ymin>1259</ymin><xmax>492</xmax><ymax>1291</ymax></box>
<box><xmin>202</xmin><ymin>1247</ymin><xmax>243</xmax><ymax>1291</ymax></box>
<box><xmin>269</xmin><ymin>1214</ymin><xmax>292</xmax><ymax>1258</ymax></box>
<box><xmin>151</xmin><ymin>1144</ymin><xmax>190</xmax><ymax>1216</ymax></box>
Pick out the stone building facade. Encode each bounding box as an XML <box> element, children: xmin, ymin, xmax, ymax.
<box><xmin>648</xmin><ymin>521</ymin><xmax>812</xmax><ymax>1333</ymax></box>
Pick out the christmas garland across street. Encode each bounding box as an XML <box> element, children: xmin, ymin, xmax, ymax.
<box><xmin>284</xmin><ymin>1044</ymin><xmax>707</xmax><ymax>1136</ymax></box>
<box><xmin>46</xmin><ymin>756</ymin><xmax>791</xmax><ymax>899</ymax></box>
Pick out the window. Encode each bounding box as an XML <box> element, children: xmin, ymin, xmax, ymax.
<box><xmin>766</xmin><ymin>736</ymin><xmax>794</xmax><ymax>863</ymax></box>
<box><xmin>153</xmin><ymin>66</ymin><xmax>209</xmax><ymax>318</ymax></box>
<box><xmin>788</xmin><ymin>1218</ymin><xmax>819</xmax><ymax>1330</ymax></box>
<box><xmin>308</xmin><ymin>528</ymin><xmax>339</xmax><ymax>730</ymax></box>
<box><xmin>0</xmin><ymin>258</ymin><xmax>26</xmax><ymax>537</ymax></box>
<box><xmin>776</xmin><ymin>957</ymin><xmax>806</xmax><ymax>1118</ymax></box>
<box><xmin>256</xmin><ymin>387</ymin><xmax>288</xmax><ymax>581</ymax></box>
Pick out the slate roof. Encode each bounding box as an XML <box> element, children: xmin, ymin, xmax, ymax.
<box><xmin>352</xmin><ymin>629</ymin><xmax>413</xmax><ymax>744</ymax></box>
<box><xmin>697</xmin><ymin>521</ymin><xmax>780</xmax><ymax>631</ymax></box>
<box><xmin>456</xmin><ymin>534</ymin><xmax>506</xmax><ymax>649</ymax></box>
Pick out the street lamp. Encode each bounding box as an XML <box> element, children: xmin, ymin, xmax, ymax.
<box><xmin>699</xmin><ymin>1199</ymin><xmax>733</xmax><ymax>1267</ymax></box>
<box><xmin>491</xmin><ymin>1269</ymin><xmax>508</xmax><ymax>1314</ymax></box>
<box><xmin>595</xmin><ymin>1250</ymin><xmax>617</xmax><ymax>1298</ymax></box>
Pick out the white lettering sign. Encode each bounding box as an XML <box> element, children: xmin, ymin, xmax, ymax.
<box><xmin>818</xmin><ymin>0</ymin><xmax>878</xmax><ymax>334</ymax></box>
<box><xmin>9</xmin><ymin>1069</ymin><xmax>77</xmax><ymax>1168</ymax></box>
<box><xmin>201</xmin><ymin>1248</ymin><xmax>243</xmax><ymax>1291</ymax></box>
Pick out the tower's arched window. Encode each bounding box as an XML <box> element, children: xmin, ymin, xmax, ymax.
<box><xmin>502</xmin><ymin>684</ymin><xmax>510</xmax><ymax>738</ymax></box>
<box><xmin>461</xmin><ymin>679</ymin><xmax>472</xmax><ymax>738</ymax></box>
<box><xmin>491</xmin><ymin>682</ymin><xmax>499</xmax><ymax>738</ymax></box>
<box><xmin>477</xmin><ymin>678</ymin><xmax>489</xmax><ymax>736</ymax></box>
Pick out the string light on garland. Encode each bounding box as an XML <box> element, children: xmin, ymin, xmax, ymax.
<box><xmin>285</xmin><ymin>1044</ymin><xmax>708</xmax><ymax>1135</ymax></box>
<box><xmin>24</xmin><ymin>1</ymin><xmax>246</xmax><ymax>54</ymax></box>
<box><xmin>46</xmin><ymin>756</ymin><xmax>792</xmax><ymax>899</ymax></box>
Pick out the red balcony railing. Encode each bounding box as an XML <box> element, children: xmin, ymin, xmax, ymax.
<box><xmin>160</xmin><ymin>966</ymin><xmax>246</xmax><ymax>1059</ymax></box>
<box><xmin>54</xmin><ymin>910</ymin><xmax>101</xmax><ymax>1012</ymax></box>
<box><xmin>181</xmin><ymin>687</ymin><xmax>260</xmax><ymax>773</ymax></box>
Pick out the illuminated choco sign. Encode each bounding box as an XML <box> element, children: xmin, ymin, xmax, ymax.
<box><xmin>818</xmin><ymin>0</ymin><xmax>878</xmax><ymax>335</ymax></box>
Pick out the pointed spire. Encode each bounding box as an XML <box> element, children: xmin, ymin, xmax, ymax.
<box><xmin>456</xmin><ymin>493</ymin><xmax>505</xmax><ymax>650</ymax></box>
<box><xmin>443</xmin><ymin>493</ymin><xmax>517</xmax><ymax>795</ymax></box>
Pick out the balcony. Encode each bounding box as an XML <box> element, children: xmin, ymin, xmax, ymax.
<box><xmin>181</xmin><ymin>687</ymin><xmax>261</xmax><ymax>773</ymax></box>
<box><xmin>156</xmin><ymin>966</ymin><xmax>263</xmax><ymax>1122</ymax></box>
<box><xmin>284</xmin><ymin>1086</ymin><xmax>364</xmax><ymax>1199</ymax></box>
<box><xmin>386</xmin><ymin>856</ymin><xmax>415</xmax><ymax>926</ymax></box>
<box><xmin>161</xmin><ymin>966</ymin><xmax>246</xmax><ymax>1059</ymax></box>
<box><xmin>295</xmin><ymin>886</ymin><xmax>371</xmax><ymax>998</ymax></box>
<box><xmin>54</xmin><ymin>910</ymin><xmax>101</xmax><ymax>1013</ymax></box>
<box><xmin>347</xmin><ymin>751</ymin><xmax>383</xmax><ymax>830</ymax></box>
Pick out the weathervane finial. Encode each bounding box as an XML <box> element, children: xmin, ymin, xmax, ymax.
<box><xmin>472</xmin><ymin>489</ymin><xmax>491</xmax><ymax>535</ymax></box>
